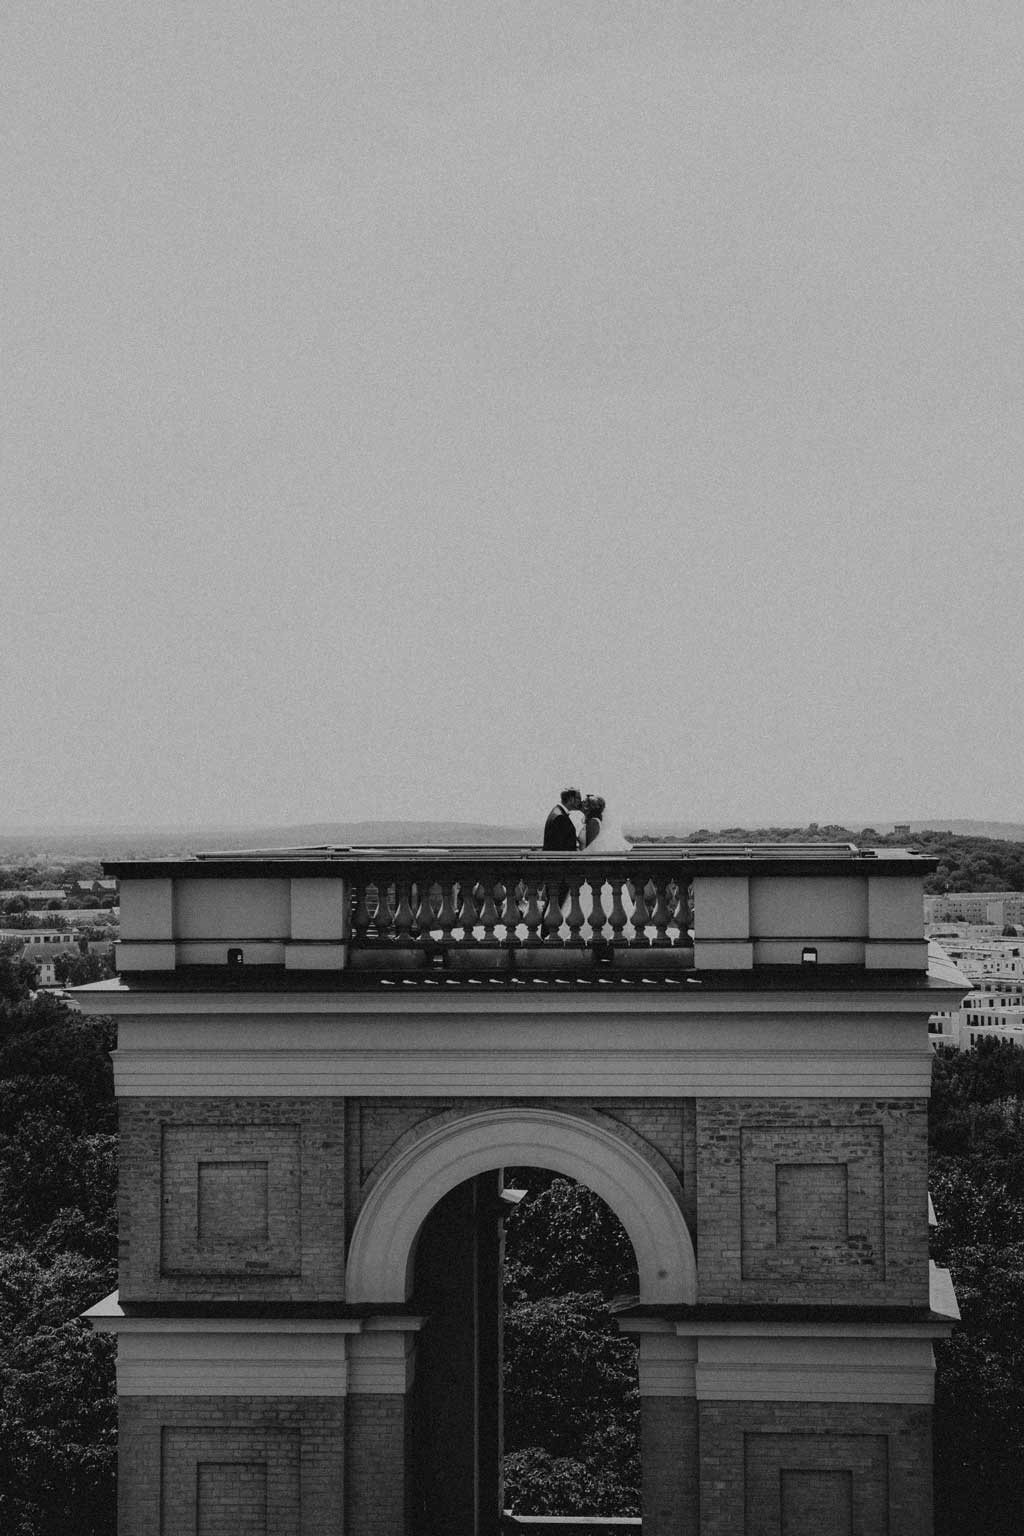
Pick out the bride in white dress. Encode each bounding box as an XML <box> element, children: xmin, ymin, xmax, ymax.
<box><xmin>579</xmin><ymin>799</ymin><xmax>690</xmax><ymax>949</ymax></box>
<box><xmin>579</xmin><ymin>797</ymin><xmax>637</xmax><ymax>939</ymax></box>
<box><xmin>583</xmin><ymin>797</ymin><xmax>631</xmax><ymax>854</ymax></box>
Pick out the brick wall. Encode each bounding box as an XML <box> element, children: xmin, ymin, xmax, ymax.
<box><xmin>641</xmin><ymin>1396</ymin><xmax>698</xmax><ymax>1536</ymax></box>
<box><xmin>122</xmin><ymin>1094</ymin><xmax>927</xmax><ymax>1310</ymax></box>
<box><xmin>698</xmin><ymin>1400</ymin><xmax>933</xmax><ymax>1536</ymax></box>
<box><xmin>118</xmin><ymin>1396</ymin><xmax>345</xmax><ymax>1536</ymax></box>
<box><xmin>350</xmin><ymin>1093</ymin><xmax>694</xmax><ymax>1223</ymax></box>
<box><xmin>344</xmin><ymin>1395</ymin><xmax>407</xmax><ymax>1536</ymax></box>
<box><xmin>596</xmin><ymin>1098</ymin><xmax>697</xmax><ymax>1229</ymax></box>
<box><xmin>121</xmin><ymin>1094</ymin><xmax>697</xmax><ymax>1306</ymax></box>
<box><xmin>119</xmin><ymin>1098</ymin><xmax>347</xmax><ymax>1304</ymax></box>
<box><xmin>696</xmin><ymin>1098</ymin><xmax>929</xmax><ymax>1305</ymax></box>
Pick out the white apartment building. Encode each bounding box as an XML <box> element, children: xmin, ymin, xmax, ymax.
<box><xmin>930</xmin><ymin>977</ymin><xmax>1024</xmax><ymax>1049</ymax></box>
<box><xmin>926</xmin><ymin>930</ymin><xmax>1024</xmax><ymax>982</ymax></box>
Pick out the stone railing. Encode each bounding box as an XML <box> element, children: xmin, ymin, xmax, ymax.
<box><xmin>109</xmin><ymin>843</ymin><xmax>933</xmax><ymax>977</ymax></box>
<box><xmin>346</xmin><ymin>853</ymin><xmax>693</xmax><ymax>973</ymax></box>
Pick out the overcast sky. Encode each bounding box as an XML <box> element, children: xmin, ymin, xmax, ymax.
<box><xmin>3</xmin><ymin>2</ymin><xmax>1022</xmax><ymax>831</ymax></box>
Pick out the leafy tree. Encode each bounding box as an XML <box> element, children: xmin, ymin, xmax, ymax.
<box><xmin>503</xmin><ymin>1173</ymin><xmax>638</xmax><ymax>1305</ymax></box>
<box><xmin>502</xmin><ymin>1447</ymin><xmax>637</xmax><ymax>1518</ymax></box>
<box><xmin>655</xmin><ymin>824</ymin><xmax>1024</xmax><ymax>896</ymax></box>
<box><xmin>0</xmin><ymin>1247</ymin><xmax>116</xmax><ymax>1536</ymax></box>
<box><xmin>0</xmin><ymin>952</ymin><xmax>40</xmax><ymax>1004</ymax></box>
<box><xmin>930</xmin><ymin>1042</ymin><xmax>1024</xmax><ymax>1534</ymax></box>
<box><xmin>501</xmin><ymin>1175</ymin><xmax>640</xmax><ymax>1515</ymax></box>
<box><xmin>53</xmin><ymin>952</ymin><xmax>114</xmax><ymax>987</ymax></box>
<box><xmin>0</xmin><ymin>933</ymin><xmax>117</xmax><ymax>1535</ymax></box>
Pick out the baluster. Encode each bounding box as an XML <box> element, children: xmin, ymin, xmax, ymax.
<box><xmin>542</xmin><ymin>877</ymin><xmax>564</xmax><ymax>943</ymax></box>
<box><xmin>565</xmin><ymin>878</ymin><xmax>586</xmax><ymax>946</ymax></box>
<box><xmin>477</xmin><ymin>879</ymin><xmax>500</xmax><ymax>943</ymax></box>
<box><xmin>497</xmin><ymin>880</ymin><xmax>521</xmax><ymax>947</ymax></box>
<box><xmin>630</xmin><ymin>875</ymin><xmax>651</xmax><ymax>947</ymax></box>
<box><xmin>352</xmin><ymin>878</ymin><xmax>373</xmax><ymax>942</ymax></box>
<box><xmin>373</xmin><ymin>880</ymin><xmax>395</xmax><ymax>940</ymax></box>
<box><xmin>608</xmin><ymin>876</ymin><xmax>629</xmax><ymax>943</ymax></box>
<box><xmin>587</xmin><ymin>872</ymin><xmax>608</xmax><ymax>942</ymax></box>
<box><xmin>649</xmin><ymin>874</ymin><xmax>672</xmax><ymax>947</ymax></box>
<box><xmin>670</xmin><ymin>878</ymin><xmax>690</xmax><ymax>946</ymax></box>
<box><xmin>435</xmin><ymin>877</ymin><xmax>458</xmax><ymax>942</ymax></box>
<box><xmin>412</xmin><ymin>877</ymin><xmax>433</xmax><ymax>939</ymax></box>
<box><xmin>393</xmin><ymin>879</ymin><xmax>414</xmax><ymax>941</ymax></box>
<box><xmin>457</xmin><ymin>877</ymin><xmax>479</xmax><ymax>943</ymax></box>
<box><xmin>522</xmin><ymin>879</ymin><xmax>545</xmax><ymax>946</ymax></box>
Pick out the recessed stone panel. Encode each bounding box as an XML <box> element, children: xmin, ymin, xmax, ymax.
<box><xmin>197</xmin><ymin>1161</ymin><xmax>269</xmax><ymax>1245</ymax></box>
<box><xmin>740</xmin><ymin>1125</ymin><xmax>884</xmax><ymax>1283</ymax></box>
<box><xmin>162</xmin><ymin>1126</ymin><xmax>300</xmax><ymax>1277</ymax></box>
<box><xmin>745</xmin><ymin>1432</ymin><xmax>888</xmax><ymax>1536</ymax></box>
<box><xmin>780</xmin><ymin>1468</ymin><xmax>853</xmax><ymax>1535</ymax></box>
<box><xmin>197</xmin><ymin>1462</ymin><xmax>267</xmax><ymax>1536</ymax></box>
<box><xmin>161</xmin><ymin>1427</ymin><xmax>299</xmax><ymax>1536</ymax></box>
<box><xmin>775</xmin><ymin>1163</ymin><xmax>849</xmax><ymax>1244</ymax></box>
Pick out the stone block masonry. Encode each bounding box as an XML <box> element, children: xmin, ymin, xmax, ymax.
<box><xmin>118</xmin><ymin>1098</ymin><xmax>347</xmax><ymax>1305</ymax></box>
<box><xmin>696</xmin><ymin>1097</ymin><xmax>929</xmax><ymax>1305</ymax></box>
<box><xmin>118</xmin><ymin>1397</ymin><xmax>344</xmax><ymax>1536</ymax></box>
<box><xmin>699</xmin><ymin>1400</ymin><xmax>933</xmax><ymax>1536</ymax></box>
<box><xmin>344</xmin><ymin>1396</ymin><xmax>407</xmax><ymax>1536</ymax></box>
<box><xmin>641</xmin><ymin>1396</ymin><xmax>698</xmax><ymax>1536</ymax></box>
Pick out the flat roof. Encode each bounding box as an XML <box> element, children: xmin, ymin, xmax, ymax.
<box><xmin>103</xmin><ymin>843</ymin><xmax>936</xmax><ymax>880</ymax></box>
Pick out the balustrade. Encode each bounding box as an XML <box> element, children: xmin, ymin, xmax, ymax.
<box><xmin>347</xmin><ymin>856</ymin><xmax>693</xmax><ymax>972</ymax></box>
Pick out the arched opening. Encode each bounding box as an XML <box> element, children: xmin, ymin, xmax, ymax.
<box><xmin>409</xmin><ymin>1166</ymin><xmax>642</xmax><ymax>1535</ymax></box>
<box><xmin>345</xmin><ymin>1109</ymin><xmax>696</xmax><ymax>1535</ymax></box>
<box><xmin>345</xmin><ymin>1107</ymin><xmax>696</xmax><ymax>1307</ymax></box>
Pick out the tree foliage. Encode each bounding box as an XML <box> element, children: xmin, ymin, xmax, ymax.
<box><xmin>53</xmin><ymin>951</ymin><xmax>115</xmax><ymax>988</ymax></box>
<box><xmin>645</xmin><ymin>824</ymin><xmax>1024</xmax><ymax>895</ymax></box>
<box><xmin>501</xmin><ymin>1173</ymin><xmax>640</xmax><ymax>1516</ymax></box>
<box><xmin>930</xmin><ymin>1041</ymin><xmax>1024</xmax><ymax>1535</ymax></box>
<box><xmin>0</xmin><ymin>951</ymin><xmax>116</xmax><ymax>1535</ymax></box>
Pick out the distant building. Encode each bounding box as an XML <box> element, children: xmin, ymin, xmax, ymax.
<box><xmin>68</xmin><ymin>878</ymin><xmax>118</xmax><ymax>899</ymax></box>
<box><xmin>930</xmin><ymin>978</ymin><xmax>1024</xmax><ymax>1049</ymax></box>
<box><xmin>55</xmin><ymin>907</ymin><xmax>120</xmax><ymax>923</ymax></box>
<box><xmin>927</xmin><ymin>931</ymin><xmax>1024</xmax><ymax>982</ymax></box>
<box><xmin>0</xmin><ymin>927</ymin><xmax>81</xmax><ymax>951</ymax></box>
<box><xmin>928</xmin><ymin>919</ymin><xmax>1024</xmax><ymax>1048</ymax></box>
<box><xmin>925</xmin><ymin>892</ymin><xmax>1024</xmax><ymax>928</ymax></box>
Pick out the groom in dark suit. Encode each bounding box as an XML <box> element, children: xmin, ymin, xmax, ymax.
<box><xmin>543</xmin><ymin>787</ymin><xmax>583</xmax><ymax>850</ymax></box>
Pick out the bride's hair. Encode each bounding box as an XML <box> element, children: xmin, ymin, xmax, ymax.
<box><xmin>583</xmin><ymin>795</ymin><xmax>606</xmax><ymax>819</ymax></box>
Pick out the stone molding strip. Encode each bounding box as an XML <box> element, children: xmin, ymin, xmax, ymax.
<box><xmin>98</xmin><ymin>1009</ymin><xmax>941</xmax><ymax>1097</ymax></box>
<box><xmin>618</xmin><ymin>1320</ymin><xmax>939</xmax><ymax>1403</ymax></box>
<box><xmin>85</xmin><ymin>1295</ymin><xmax>423</xmax><ymax>1396</ymax></box>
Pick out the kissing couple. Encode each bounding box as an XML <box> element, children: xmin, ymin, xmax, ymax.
<box><xmin>543</xmin><ymin>787</ymin><xmax>631</xmax><ymax>854</ymax></box>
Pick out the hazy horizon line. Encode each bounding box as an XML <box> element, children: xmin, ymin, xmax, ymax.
<box><xmin>2</xmin><ymin>812</ymin><xmax>1022</xmax><ymax>838</ymax></box>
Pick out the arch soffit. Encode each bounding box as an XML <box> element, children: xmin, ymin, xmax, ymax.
<box><xmin>345</xmin><ymin>1106</ymin><xmax>696</xmax><ymax>1306</ymax></box>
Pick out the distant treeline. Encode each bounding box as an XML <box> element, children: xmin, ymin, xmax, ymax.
<box><xmin>636</xmin><ymin>825</ymin><xmax>1024</xmax><ymax>896</ymax></box>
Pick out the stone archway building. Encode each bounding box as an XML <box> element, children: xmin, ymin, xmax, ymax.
<box><xmin>77</xmin><ymin>841</ymin><xmax>963</xmax><ymax>1534</ymax></box>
